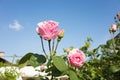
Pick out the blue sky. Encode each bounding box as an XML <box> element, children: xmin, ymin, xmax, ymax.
<box><xmin>0</xmin><ymin>0</ymin><xmax>120</xmax><ymax>62</ymax></box>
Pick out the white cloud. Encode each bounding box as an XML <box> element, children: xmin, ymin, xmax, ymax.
<box><xmin>9</xmin><ymin>20</ymin><xmax>23</xmax><ymax>31</ymax></box>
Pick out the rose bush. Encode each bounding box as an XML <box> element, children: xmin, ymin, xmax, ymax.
<box><xmin>17</xmin><ymin>20</ymin><xmax>86</xmax><ymax>80</ymax></box>
<box><xmin>1</xmin><ymin>13</ymin><xmax>120</xmax><ymax>80</ymax></box>
<box><xmin>18</xmin><ymin>15</ymin><xmax>120</xmax><ymax>80</ymax></box>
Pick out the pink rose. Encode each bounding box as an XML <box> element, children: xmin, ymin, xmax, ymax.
<box><xmin>111</xmin><ymin>24</ymin><xmax>117</xmax><ymax>32</ymax></box>
<box><xmin>36</xmin><ymin>20</ymin><xmax>60</xmax><ymax>40</ymax></box>
<box><xmin>68</xmin><ymin>48</ymin><xmax>86</xmax><ymax>68</ymax></box>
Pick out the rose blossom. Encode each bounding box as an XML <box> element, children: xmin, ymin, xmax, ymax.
<box><xmin>68</xmin><ymin>48</ymin><xmax>86</xmax><ymax>68</ymax></box>
<box><xmin>111</xmin><ymin>24</ymin><xmax>117</xmax><ymax>32</ymax></box>
<box><xmin>36</xmin><ymin>20</ymin><xmax>60</xmax><ymax>40</ymax></box>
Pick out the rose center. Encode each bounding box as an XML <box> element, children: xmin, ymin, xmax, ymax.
<box><xmin>75</xmin><ymin>57</ymin><xmax>80</xmax><ymax>62</ymax></box>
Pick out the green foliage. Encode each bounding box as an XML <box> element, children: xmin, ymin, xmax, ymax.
<box><xmin>68</xmin><ymin>70</ymin><xmax>78</xmax><ymax>80</ymax></box>
<box><xmin>19</xmin><ymin>30</ymin><xmax>120</xmax><ymax>80</ymax></box>
<box><xmin>18</xmin><ymin>52</ymin><xmax>46</xmax><ymax>67</ymax></box>
<box><xmin>52</xmin><ymin>56</ymin><xmax>68</xmax><ymax>72</ymax></box>
<box><xmin>78</xmin><ymin>32</ymin><xmax>120</xmax><ymax>80</ymax></box>
<box><xmin>109</xmin><ymin>65</ymin><xmax>120</xmax><ymax>73</ymax></box>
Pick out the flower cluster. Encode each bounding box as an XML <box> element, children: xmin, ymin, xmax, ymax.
<box><xmin>109</xmin><ymin>12</ymin><xmax>120</xmax><ymax>33</ymax></box>
<box><xmin>34</xmin><ymin>20</ymin><xmax>86</xmax><ymax>79</ymax></box>
<box><xmin>36</xmin><ymin>20</ymin><xmax>86</xmax><ymax>68</ymax></box>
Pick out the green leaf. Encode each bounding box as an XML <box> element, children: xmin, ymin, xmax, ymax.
<box><xmin>18</xmin><ymin>52</ymin><xmax>33</xmax><ymax>64</ymax></box>
<box><xmin>51</xmin><ymin>66</ymin><xmax>62</xmax><ymax>77</ymax></box>
<box><xmin>52</xmin><ymin>56</ymin><xmax>68</xmax><ymax>72</ymax></box>
<box><xmin>109</xmin><ymin>65</ymin><xmax>120</xmax><ymax>73</ymax></box>
<box><xmin>34</xmin><ymin>54</ymin><xmax>46</xmax><ymax>64</ymax></box>
<box><xmin>18</xmin><ymin>53</ymin><xmax>46</xmax><ymax>67</ymax></box>
<box><xmin>28</xmin><ymin>55</ymin><xmax>39</xmax><ymax>67</ymax></box>
<box><xmin>68</xmin><ymin>70</ymin><xmax>78</xmax><ymax>80</ymax></box>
